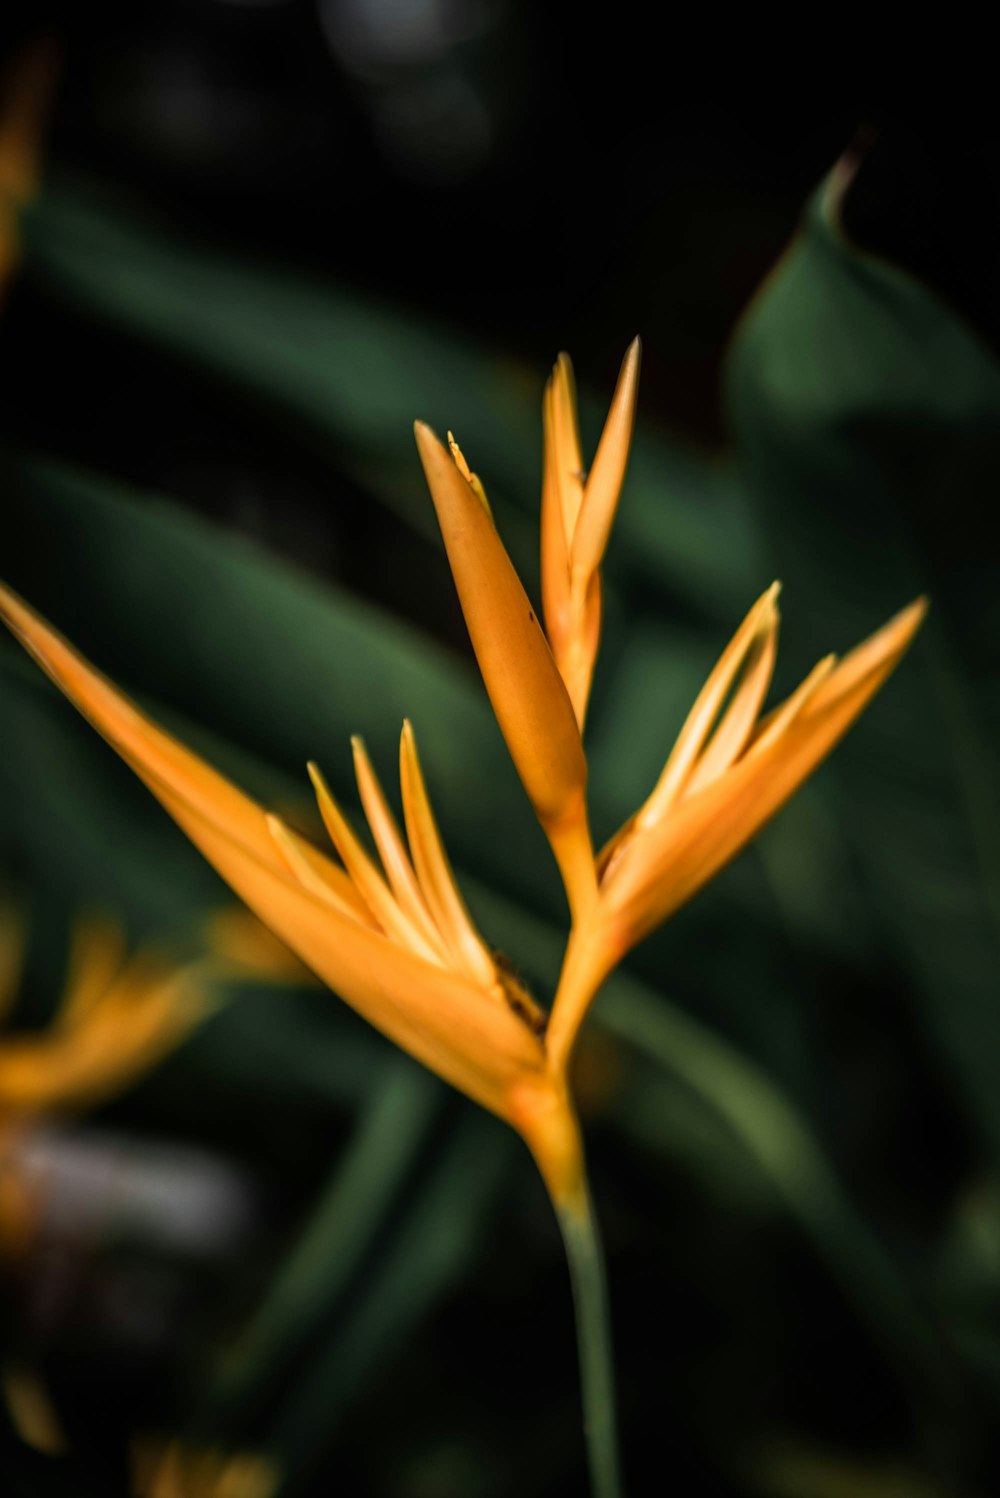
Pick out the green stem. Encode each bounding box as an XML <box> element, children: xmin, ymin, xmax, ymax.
<box><xmin>556</xmin><ymin>1186</ymin><xmax>623</xmax><ymax>1498</ymax></box>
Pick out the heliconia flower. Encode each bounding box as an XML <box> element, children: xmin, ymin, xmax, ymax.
<box><xmin>0</xmin><ymin>907</ymin><xmax>212</xmax><ymax>1124</ymax></box>
<box><xmin>0</xmin><ymin>583</ymin><xmax>584</xmax><ymax>1207</ymax></box>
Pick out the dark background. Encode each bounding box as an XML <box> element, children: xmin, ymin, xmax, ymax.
<box><xmin>0</xmin><ymin>2</ymin><xmax>863</xmax><ymax>508</ymax></box>
<box><xmin>2</xmin><ymin>7</ymin><xmax>999</xmax><ymax>1498</ymax></box>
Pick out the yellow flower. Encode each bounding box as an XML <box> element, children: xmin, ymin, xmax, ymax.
<box><xmin>131</xmin><ymin>1437</ymin><xmax>278</xmax><ymax>1498</ymax></box>
<box><xmin>0</xmin><ymin>904</ymin><xmax>213</xmax><ymax>1263</ymax></box>
<box><xmin>0</xmin><ymin>905</ymin><xmax>212</xmax><ymax>1125</ymax></box>
<box><xmin>0</xmin><ymin>343</ymin><xmax>925</xmax><ymax>1213</ymax></box>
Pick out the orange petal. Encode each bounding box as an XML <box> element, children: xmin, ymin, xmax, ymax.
<box><xmin>747</xmin><ymin>653</ymin><xmax>836</xmax><ymax>756</ymax></box>
<box><xmin>350</xmin><ymin>736</ymin><xmax>450</xmax><ymax>961</ymax></box>
<box><xmin>548</xmin><ymin>353</ymin><xmax>585</xmax><ymax>544</ymax></box>
<box><xmin>561</xmin><ymin>571</ymin><xmax>603</xmax><ymax>730</ymax></box>
<box><xmin>265</xmin><ymin>815</ymin><xmax>375</xmax><ymax>925</ymax></box>
<box><xmin>0</xmin><ymin>582</ymin><xmax>544</xmax><ymax>1120</ymax></box>
<box><xmin>638</xmin><ymin>583</ymin><xmax>781</xmax><ymax>825</ymax></box>
<box><xmin>541</xmin><ymin>344</ymin><xmax>640</xmax><ymax>732</ymax></box>
<box><xmin>603</xmin><ymin>598</ymin><xmax>927</xmax><ymax>955</ymax></box>
<box><xmin>398</xmin><ymin>719</ymin><xmax>497</xmax><ymax>989</ymax></box>
<box><xmin>266</xmin><ymin>815</ymin><xmax>375</xmax><ymax>925</ymax></box>
<box><xmin>570</xmin><ymin>336</ymin><xmax>641</xmax><ymax>582</ymax></box>
<box><xmin>447</xmin><ymin>433</ymin><xmax>492</xmax><ymax>516</ymax></box>
<box><xmin>540</xmin><ymin>376</ymin><xmax>573</xmax><ymax>660</ymax></box>
<box><xmin>683</xmin><ymin>607</ymin><xmax>779</xmax><ymax>797</ymax></box>
<box><xmin>413</xmin><ymin>423</ymin><xmax>594</xmax><ymax>906</ymax></box>
<box><xmin>306</xmin><ymin>761</ymin><xmax>444</xmax><ymax>965</ymax></box>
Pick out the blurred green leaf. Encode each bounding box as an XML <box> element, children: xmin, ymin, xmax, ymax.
<box><xmin>600</xmin><ymin>972</ymin><xmax>942</xmax><ymax>1397</ymax></box>
<box><xmin>726</xmin><ymin>171</ymin><xmax>1000</xmax><ymax>1158</ymax></box>
<box><xmin>206</xmin><ymin>1057</ymin><xmax>441</xmax><ymax>1431</ymax></box>
<box><xmin>21</xmin><ymin>177</ymin><xmax>760</xmax><ymax>612</ymax></box>
<box><xmin>261</xmin><ymin>1110</ymin><xmax>518</xmax><ymax>1495</ymax></box>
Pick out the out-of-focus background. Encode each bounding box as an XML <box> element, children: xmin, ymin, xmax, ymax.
<box><xmin>2</xmin><ymin>6</ymin><xmax>999</xmax><ymax>1496</ymax></box>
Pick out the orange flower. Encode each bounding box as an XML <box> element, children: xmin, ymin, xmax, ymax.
<box><xmin>0</xmin><ymin>906</ymin><xmax>211</xmax><ymax>1125</ymax></box>
<box><xmin>0</xmin><ymin>342</ymin><xmax>925</xmax><ymax>1211</ymax></box>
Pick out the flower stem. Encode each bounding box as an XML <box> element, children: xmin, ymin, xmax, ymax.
<box><xmin>556</xmin><ymin>1185</ymin><xmax>623</xmax><ymax>1498</ymax></box>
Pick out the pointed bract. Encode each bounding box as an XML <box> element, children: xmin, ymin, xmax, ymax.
<box><xmin>351</xmin><ymin>736</ymin><xmax>451</xmax><ymax>961</ymax></box>
<box><xmin>639</xmin><ymin>583</ymin><xmax>781</xmax><ymax>825</ymax></box>
<box><xmin>398</xmin><ymin>721</ymin><xmax>498</xmax><ymax>989</ymax></box>
<box><xmin>414</xmin><ymin>422</ymin><xmax>586</xmax><ymax>828</ymax></box>
<box><xmin>683</xmin><ymin>608</ymin><xmax>779</xmax><ymax>797</ymax></box>
<box><xmin>306</xmin><ymin>761</ymin><xmax>444</xmax><ymax>964</ymax></box>
<box><xmin>540</xmin><ymin>376</ymin><xmax>574</xmax><ymax>662</ymax></box>
<box><xmin>540</xmin><ymin>342</ymin><xmax>641</xmax><ymax>730</ymax></box>
<box><xmin>414</xmin><ymin>422</ymin><xmax>596</xmax><ymax>917</ymax></box>
<box><xmin>571</xmin><ymin>337</ymin><xmax>641</xmax><ymax>582</ymax></box>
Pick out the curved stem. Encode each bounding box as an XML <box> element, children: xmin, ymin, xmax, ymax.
<box><xmin>556</xmin><ymin>1185</ymin><xmax>624</xmax><ymax>1498</ymax></box>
